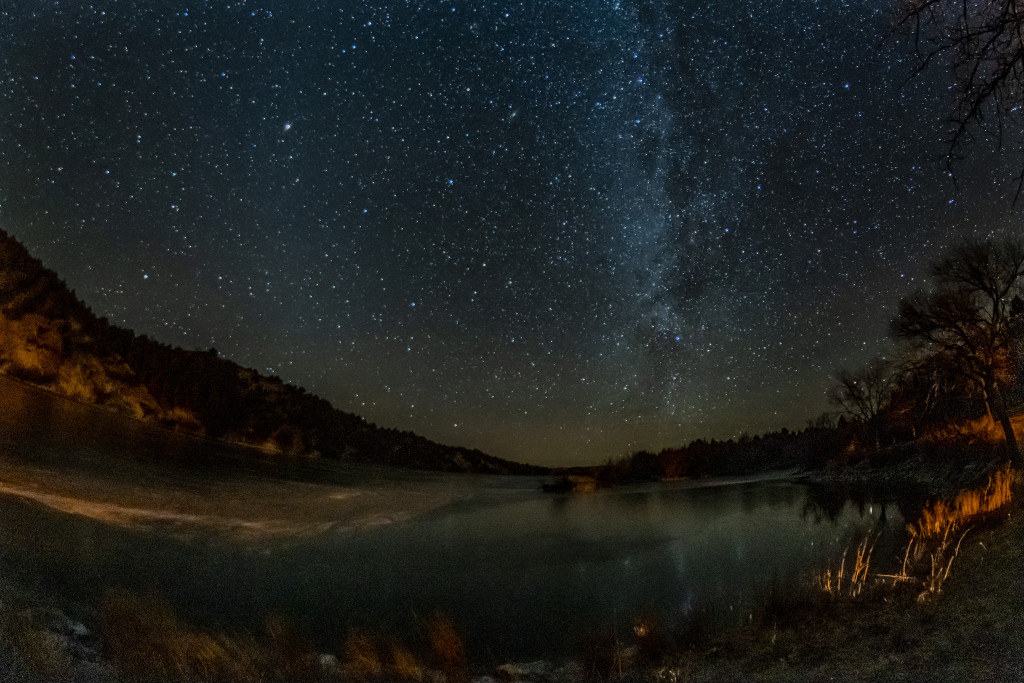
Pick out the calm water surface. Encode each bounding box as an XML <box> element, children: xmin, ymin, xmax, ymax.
<box><xmin>0</xmin><ymin>378</ymin><xmax>905</xmax><ymax>661</ymax></box>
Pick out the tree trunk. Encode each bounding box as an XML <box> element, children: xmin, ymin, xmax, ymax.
<box><xmin>987</xmin><ymin>382</ymin><xmax>1020</xmax><ymax>463</ymax></box>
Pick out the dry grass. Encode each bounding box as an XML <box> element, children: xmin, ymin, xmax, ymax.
<box><xmin>341</xmin><ymin>629</ymin><xmax>427</xmax><ymax>682</ymax></box>
<box><xmin>100</xmin><ymin>589</ymin><xmax>267</xmax><ymax>682</ymax></box>
<box><xmin>888</xmin><ymin>465</ymin><xmax>1016</xmax><ymax>602</ymax></box>
<box><xmin>660</xmin><ymin>499</ymin><xmax>1024</xmax><ymax>681</ymax></box>
<box><xmin>918</xmin><ymin>523</ymin><xmax>971</xmax><ymax>600</ymax></box>
<box><xmin>425</xmin><ymin>614</ymin><xmax>469</xmax><ymax>683</ymax></box>
<box><xmin>265</xmin><ymin>616</ymin><xmax>319</xmax><ymax>681</ymax></box>
<box><xmin>97</xmin><ymin>588</ymin><xmax>471</xmax><ymax>682</ymax></box>
<box><xmin>158</xmin><ymin>405</ymin><xmax>204</xmax><ymax>430</ymax></box>
<box><xmin>818</xmin><ymin>535</ymin><xmax>876</xmax><ymax>599</ymax></box>
<box><xmin>826</xmin><ymin>465</ymin><xmax>1019</xmax><ymax>604</ymax></box>
<box><xmin>387</xmin><ymin>640</ymin><xmax>425</xmax><ymax>681</ymax></box>
<box><xmin>55</xmin><ymin>363</ymin><xmax>98</xmax><ymax>403</ymax></box>
<box><xmin>341</xmin><ymin>629</ymin><xmax>385</xmax><ymax>680</ymax></box>
<box><xmin>910</xmin><ymin>464</ymin><xmax>1016</xmax><ymax>541</ymax></box>
<box><xmin>0</xmin><ymin>606</ymin><xmax>72</xmax><ymax>681</ymax></box>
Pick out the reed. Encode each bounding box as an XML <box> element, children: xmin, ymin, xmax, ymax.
<box><xmin>910</xmin><ymin>464</ymin><xmax>1016</xmax><ymax>541</ymax></box>
<box><xmin>818</xmin><ymin>535</ymin><xmax>876</xmax><ymax>599</ymax></box>
<box><xmin>863</xmin><ymin>465</ymin><xmax>1016</xmax><ymax>601</ymax></box>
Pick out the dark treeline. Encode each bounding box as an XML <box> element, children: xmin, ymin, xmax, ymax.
<box><xmin>585</xmin><ymin>240</ymin><xmax>1024</xmax><ymax>488</ymax></box>
<box><xmin>556</xmin><ymin>417</ymin><xmax>855</xmax><ymax>487</ymax></box>
<box><xmin>0</xmin><ymin>228</ymin><xmax>544</xmax><ymax>474</ymax></box>
<box><xmin>617</xmin><ymin>419</ymin><xmax>850</xmax><ymax>480</ymax></box>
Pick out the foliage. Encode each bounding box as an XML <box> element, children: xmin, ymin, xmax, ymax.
<box><xmin>0</xmin><ymin>228</ymin><xmax>544</xmax><ymax>474</ymax></box>
<box><xmin>830</xmin><ymin>357</ymin><xmax>895</xmax><ymax>450</ymax></box>
<box><xmin>892</xmin><ymin>240</ymin><xmax>1024</xmax><ymax>457</ymax></box>
<box><xmin>572</xmin><ymin>421</ymin><xmax>856</xmax><ymax>485</ymax></box>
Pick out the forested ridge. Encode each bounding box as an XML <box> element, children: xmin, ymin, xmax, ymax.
<box><xmin>0</xmin><ymin>228</ymin><xmax>544</xmax><ymax>474</ymax></box>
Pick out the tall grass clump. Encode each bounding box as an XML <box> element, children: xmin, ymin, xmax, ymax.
<box><xmin>823</xmin><ymin>465</ymin><xmax>1019</xmax><ymax>603</ymax></box>
<box><xmin>341</xmin><ymin>629</ymin><xmax>384</xmax><ymax>680</ymax></box>
<box><xmin>818</xmin><ymin>535</ymin><xmax>877</xmax><ymax>600</ymax></box>
<box><xmin>264</xmin><ymin>616</ymin><xmax>319</xmax><ymax>681</ymax></box>
<box><xmin>425</xmin><ymin>614</ymin><xmax>469</xmax><ymax>683</ymax></box>
<box><xmin>894</xmin><ymin>464</ymin><xmax>1018</xmax><ymax>600</ymax></box>
<box><xmin>341</xmin><ymin>628</ymin><xmax>426</xmax><ymax>681</ymax></box>
<box><xmin>910</xmin><ymin>464</ymin><xmax>1016</xmax><ymax>541</ymax></box>
<box><xmin>100</xmin><ymin>589</ymin><xmax>266</xmax><ymax>682</ymax></box>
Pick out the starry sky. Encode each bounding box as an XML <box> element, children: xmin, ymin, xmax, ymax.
<box><xmin>2</xmin><ymin>1</ymin><xmax>1023</xmax><ymax>466</ymax></box>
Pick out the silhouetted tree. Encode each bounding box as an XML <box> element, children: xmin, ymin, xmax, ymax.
<box><xmin>898</xmin><ymin>0</ymin><xmax>1024</xmax><ymax>191</ymax></box>
<box><xmin>892</xmin><ymin>240</ymin><xmax>1024</xmax><ymax>459</ymax></box>
<box><xmin>830</xmin><ymin>357</ymin><xmax>894</xmax><ymax>450</ymax></box>
<box><xmin>887</xmin><ymin>349</ymin><xmax>984</xmax><ymax>439</ymax></box>
<box><xmin>806</xmin><ymin>411</ymin><xmax>836</xmax><ymax>430</ymax></box>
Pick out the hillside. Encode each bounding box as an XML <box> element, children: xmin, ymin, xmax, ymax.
<box><xmin>0</xmin><ymin>229</ymin><xmax>543</xmax><ymax>475</ymax></box>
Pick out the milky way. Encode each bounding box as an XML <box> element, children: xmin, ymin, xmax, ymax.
<box><xmin>2</xmin><ymin>1</ymin><xmax>1023</xmax><ymax>465</ymax></box>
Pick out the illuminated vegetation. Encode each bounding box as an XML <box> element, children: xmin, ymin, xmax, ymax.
<box><xmin>910</xmin><ymin>464</ymin><xmax>1017</xmax><ymax>541</ymax></box>
<box><xmin>88</xmin><ymin>590</ymin><xmax>474</xmax><ymax>683</ymax></box>
<box><xmin>817</xmin><ymin>465</ymin><xmax>1018</xmax><ymax>607</ymax></box>
<box><xmin>100</xmin><ymin>590</ymin><xmax>265</xmax><ymax>682</ymax></box>
<box><xmin>817</xmin><ymin>535</ymin><xmax>877</xmax><ymax>599</ymax></box>
<box><xmin>0</xmin><ymin>228</ymin><xmax>543</xmax><ymax>475</ymax></box>
<box><xmin>1</xmin><ymin>226</ymin><xmax>1023</xmax><ymax>680</ymax></box>
<box><xmin>895</xmin><ymin>465</ymin><xmax>1018</xmax><ymax>601</ymax></box>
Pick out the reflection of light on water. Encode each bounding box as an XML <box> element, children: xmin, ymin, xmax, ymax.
<box><xmin>0</xmin><ymin>382</ymin><xmax>912</xmax><ymax>663</ymax></box>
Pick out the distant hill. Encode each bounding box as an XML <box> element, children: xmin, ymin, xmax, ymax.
<box><xmin>0</xmin><ymin>228</ymin><xmax>544</xmax><ymax>475</ymax></box>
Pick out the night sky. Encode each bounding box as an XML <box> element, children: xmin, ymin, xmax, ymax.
<box><xmin>2</xmin><ymin>1</ymin><xmax>1023</xmax><ymax>466</ymax></box>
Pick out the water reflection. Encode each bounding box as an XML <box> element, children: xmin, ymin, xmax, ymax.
<box><xmin>0</xmin><ymin>378</ymin><xmax>907</xmax><ymax>661</ymax></box>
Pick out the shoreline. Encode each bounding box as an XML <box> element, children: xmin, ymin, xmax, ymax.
<box><xmin>0</xmin><ymin>467</ymin><xmax>1018</xmax><ymax>681</ymax></box>
<box><xmin>5</xmin><ymin>501</ymin><xmax>1020</xmax><ymax>682</ymax></box>
<box><xmin>797</xmin><ymin>446</ymin><xmax>1010</xmax><ymax>499</ymax></box>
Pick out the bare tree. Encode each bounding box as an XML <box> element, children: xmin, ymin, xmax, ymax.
<box><xmin>898</xmin><ymin>0</ymin><xmax>1024</xmax><ymax>192</ymax></box>
<box><xmin>887</xmin><ymin>350</ymin><xmax>976</xmax><ymax>439</ymax></box>
<box><xmin>892</xmin><ymin>240</ymin><xmax>1024</xmax><ymax>458</ymax></box>
<box><xmin>830</xmin><ymin>357</ymin><xmax>894</xmax><ymax>450</ymax></box>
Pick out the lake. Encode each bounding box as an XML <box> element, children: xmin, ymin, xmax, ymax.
<box><xmin>0</xmin><ymin>377</ymin><xmax>906</xmax><ymax>662</ymax></box>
